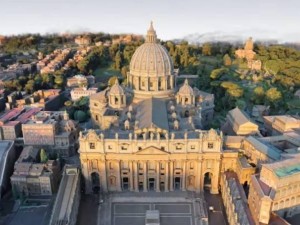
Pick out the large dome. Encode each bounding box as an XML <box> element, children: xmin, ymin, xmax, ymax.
<box><xmin>130</xmin><ymin>43</ymin><xmax>173</xmax><ymax>77</ymax></box>
<box><xmin>127</xmin><ymin>22</ymin><xmax>176</xmax><ymax>102</ymax></box>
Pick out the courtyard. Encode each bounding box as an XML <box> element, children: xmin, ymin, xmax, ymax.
<box><xmin>97</xmin><ymin>191</ymin><xmax>212</xmax><ymax>225</ymax></box>
<box><xmin>112</xmin><ymin>202</ymin><xmax>194</xmax><ymax>225</ymax></box>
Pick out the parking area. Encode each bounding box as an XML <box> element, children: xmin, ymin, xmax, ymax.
<box><xmin>112</xmin><ymin>202</ymin><xmax>194</xmax><ymax>225</ymax></box>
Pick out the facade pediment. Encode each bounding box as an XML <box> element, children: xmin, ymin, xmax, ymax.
<box><xmin>135</xmin><ymin>146</ymin><xmax>169</xmax><ymax>155</ymax></box>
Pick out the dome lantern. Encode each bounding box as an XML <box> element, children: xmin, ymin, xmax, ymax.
<box><xmin>146</xmin><ymin>21</ymin><xmax>157</xmax><ymax>43</ymax></box>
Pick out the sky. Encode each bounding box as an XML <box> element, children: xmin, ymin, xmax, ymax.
<box><xmin>0</xmin><ymin>0</ymin><xmax>299</xmax><ymax>42</ymax></box>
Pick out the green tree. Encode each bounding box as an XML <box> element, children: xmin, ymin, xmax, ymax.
<box><xmin>24</xmin><ymin>80</ymin><xmax>35</xmax><ymax>94</ymax></box>
<box><xmin>221</xmin><ymin>81</ymin><xmax>244</xmax><ymax>98</ymax></box>
<box><xmin>254</xmin><ymin>86</ymin><xmax>264</xmax><ymax>96</ymax></box>
<box><xmin>40</xmin><ymin>148</ymin><xmax>48</xmax><ymax>163</ymax></box>
<box><xmin>108</xmin><ymin>76</ymin><xmax>118</xmax><ymax>87</ymax></box>
<box><xmin>210</xmin><ymin>68</ymin><xmax>227</xmax><ymax>80</ymax></box>
<box><xmin>253</xmin><ymin>86</ymin><xmax>265</xmax><ymax>104</ymax></box>
<box><xmin>202</xmin><ymin>43</ymin><xmax>212</xmax><ymax>56</ymax></box>
<box><xmin>223</xmin><ymin>54</ymin><xmax>232</xmax><ymax>66</ymax></box>
<box><xmin>266</xmin><ymin>87</ymin><xmax>282</xmax><ymax>104</ymax></box>
<box><xmin>114</xmin><ymin>51</ymin><xmax>122</xmax><ymax>70</ymax></box>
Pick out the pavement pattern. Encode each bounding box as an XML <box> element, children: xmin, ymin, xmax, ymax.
<box><xmin>112</xmin><ymin>202</ymin><xmax>194</xmax><ymax>225</ymax></box>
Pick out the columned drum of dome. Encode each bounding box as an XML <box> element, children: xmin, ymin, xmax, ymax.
<box><xmin>127</xmin><ymin>22</ymin><xmax>176</xmax><ymax>102</ymax></box>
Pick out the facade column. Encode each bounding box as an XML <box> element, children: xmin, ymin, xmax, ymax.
<box><xmin>182</xmin><ymin>160</ymin><xmax>186</xmax><ymax>191</ymax></box>
<box><xmin>82</xmin><ymin>159</ymin><xmax>92</xmax><ymax>193</ymax></box>
<box><xmin>211</xmin><ymin>159</ymin><xmax>220</xmax><ymax>194</ymax></box>
<box><xmin>164</xmin><ymin>78</ymin><xmax>167</xmax><ymax>90</ymax></box>
<box><xmin>147</xmin><ymin>78</ymin><xmax>149</xmax><ymax>91</ymax></box>
<box><xmin>156</xmin><ymin>161</ymin><xmax>160</xmax><ymax>192</ymax></box>
<box><xmin>170</xmin><ymin>161</ymin><xmax>174</xmax><ymax>191</ymax></box>
<box><xmin>196</xmin><ymin>159</ymin><xmax>202</xmax><ymax>193</ymax></box>
<box><xmin>143</xmin><ymin>161</ymin><xmax>147</xmax><ymax>192</ymax></box>
<box><xmin>170</xmin><ymin>76</ymin><xmax>174</xmax><ymax>89</ymax></box>
<box><xmin>133</xmin><ymin>161</ymin><xmax>139</xmax><ymax>192</ymax></box>
<box><xmin>100</xmin><ymin>160</ymin><xmax>108</xmax><ymax>192</ymax></box>
<box><xmin>116</xmin><ymin>160</ymin><xmax>122</xmax><ymax>191</ymax></box>
<box><xmin>165</xmin><ymin>161</ymin><xmax>169</xmax><ymax>192</ymax></box>
<box><xmin>129</xmin><ymin>161</ymin><xmax>134</xmax><ymax>191</ymax></box>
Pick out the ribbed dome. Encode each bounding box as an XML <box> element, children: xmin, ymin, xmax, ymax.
<box><xmin>178</xmin><ymin>79</ymin><xmax>194</xmax><ymax>95</ymax></box>
<box><xmin>129</xmin><ymin>22</ymin><xmax>173</xmax><ymax>77</ymax></box>
<box><xmin>110</xmin><ymin>79</ymin><xmax>125</xmax><ymax>95</ymax></box>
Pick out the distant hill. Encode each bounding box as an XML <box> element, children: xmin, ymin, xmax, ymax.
<box><xmin>177</xmin><ymin>31</ymin><xmax>281</xmax><ymax>45</ymax></box>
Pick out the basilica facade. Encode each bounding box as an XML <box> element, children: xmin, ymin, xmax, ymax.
<box><xmin>79</xmin><ymin>23</ymin><xmax>224</xmax><ymax>194</ymax></box>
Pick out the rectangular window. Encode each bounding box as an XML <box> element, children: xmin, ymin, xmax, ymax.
<box><xmin>208</xmin><ymin>142</ymin><xmax>214</xmax><ymax>149</ymax></box>
<box><xmin>89</xmin><ymin>142</ymin><xmax>95</xmax><ymax>149</ymax></box>
<box><xmin>191</xmin><ymin>145</ymin><xmax>195</xmax><ymax>150</ymax></box>
<box><xmin>176</xmin><ymin>145</ymin><xmax>182</xmax><ymax>150</ymax></box>
<box><xmin>121</xmin><ymin>145</ymin><xmax>127</xmax><ymax>150</ymax></box>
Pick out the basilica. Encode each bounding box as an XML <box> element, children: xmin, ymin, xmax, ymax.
<box><xmin>79</xmin><ymin>23</ymin><xmax>232</xmax><ymax>194</ymax></box>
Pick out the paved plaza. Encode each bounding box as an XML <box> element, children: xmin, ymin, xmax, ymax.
<box><xmin>113</xmin><ymin>202</ymin><xmax>194</xmax><ymax>225</ymax></box>
<box><xmin>98</xmin><ymin>191</ymin><xmax>210</xmax><ymax>225</ymax></box>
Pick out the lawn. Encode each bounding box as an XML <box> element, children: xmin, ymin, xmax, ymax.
<box><xmin>93</xmin><ymin>65</ymin><xmax>122</xmax><ymax>83</ymax></box>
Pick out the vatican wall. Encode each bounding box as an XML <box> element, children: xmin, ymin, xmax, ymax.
<box><xmin>79</xmin><ymin>129</ymin><xmax>223</xmax><ymax>194</ymax></box>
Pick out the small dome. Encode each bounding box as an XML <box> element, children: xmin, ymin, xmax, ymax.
<box><xmin>109</xmin><ymin>79</ymin><xmax>125</xmax><ymax>95</ymax></box>
<box><xmin>129</xmin><ymin>22</ymin><xmax>173</xmax><ymax>77</ymax></box>
<box><xmin>178</xmin><ymin>79</ymin><xmax>194</xmax><ymax>95</ymax></box>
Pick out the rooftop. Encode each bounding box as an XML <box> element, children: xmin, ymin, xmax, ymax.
<box><xmin>136</xmin><ymin>98</ymin><xmax>169</xmax><ymax>132</ymax></box>
<box><xmin>245</xmin><ymin>136</ymin><xmax>282</xmax><ymax>160</ymax></box>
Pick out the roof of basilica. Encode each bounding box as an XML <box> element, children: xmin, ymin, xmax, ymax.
<box><xmin>135</xmin><ymin>98</ymin><xmax>169</xmax><ymax>131</ymax></box>
<box><xmin>129</xmin><ymin>22</ymin><xmax>174</xmax><ymax>77</ymax></box>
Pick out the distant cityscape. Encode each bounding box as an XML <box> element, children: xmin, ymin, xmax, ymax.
<box><xmin>0</xmin><ymin>21</ymin><xmax>299</xmax><ymax>225</ymax></box>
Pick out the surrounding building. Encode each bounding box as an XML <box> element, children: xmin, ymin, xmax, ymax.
<box><xmin>70</xmin><ymin>87</ymin><xmax>98</xmax><ymax>101</ymax></box>
<box><xmin>75</xmin><ymin>36</ymin><xmax>91</xmax><ymax>46</ymax></box>
<box><xmin>37</xmin><ymin>49</ymin><xmax>72</xmax><ymax>74</ymax></box>
<box><xmin>221</xmin><ymin>107</ymin><xmax>259</xmax><ymax>136</ymax></box>
<box><xmin>235</xmin><ymin>37</ymin><xmax>262</xmax><ymax>70</ymax></box>
<box><xmin>15</xmin><ymin>89</ymin><xmax>65</xmax><ymax>111</ymax></box>
<box><xmin>49</xmin><ymin>165</ymin><xmax>80</xmax><ymax>225</ymax></box>
<box><xmin>67</xmin><ymin>74</ymin><xmax>95</xmax><ymax>88</ymax></box>
<box><xmin>264</xmin><ymin>115</ymin><xmax>300</xmax><ymax>136</ymax></box>
<box><xmin>22</xmin><ymin>111</ymin><xmax>79</xmax><ymax>157</ymax></box>
<box><xmin>248</xmin><ymin>156</ymin><xmax>300</xmax><ymax>225</ymax></box>
<box><xmin>0</xmin><ymin>107</ymin><xmax>42</xmax><ymax>141</ymax></box>
<box><xmin>235</xmin><ymin>37</ymin><xmax>256</xmax><ymax>61</ymax></box>
<box><xmin>11</xmin><ymin>146</ymin><xmax>61</xmax><ymax>197</ymax></box>
<box><xmin>0</xmin><ymin>140</ymin><xmax>16</xmax><ymax>197</ymax></box>
<box><xmin>80</xmin><ymin>23</ymin><xmax>222</xmax><ymax>194</ymax></box>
